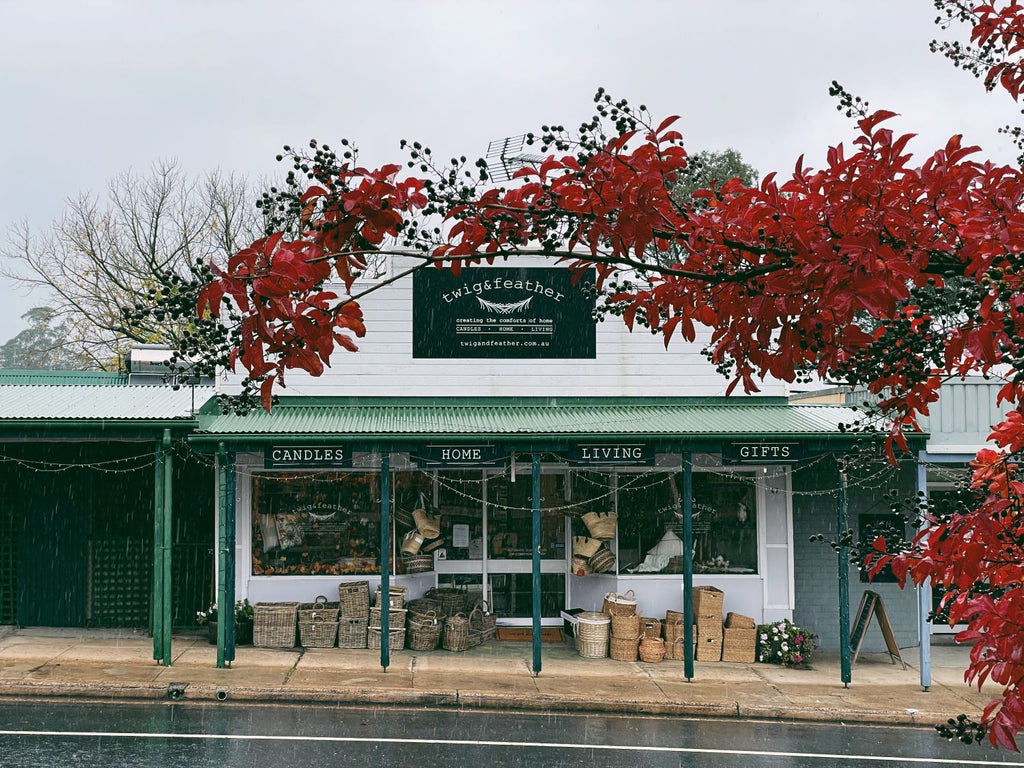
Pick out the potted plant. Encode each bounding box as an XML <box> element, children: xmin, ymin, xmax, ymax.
<box><xmin>196</xmin><ymin>599</ymin><xmax>254</xmax><ymax>645</ymax></box>
<box><xmin>756</xmin><ymin>619</ymin><xmax>817</xmax><ymax>667</ymax></box>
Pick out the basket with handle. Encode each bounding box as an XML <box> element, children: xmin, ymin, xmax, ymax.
<box><xmin>469</xmin><ymin>600</ymin><xmax>497</xmax><ymax>632</ymax></box>
<box><xmin>426</xmin><ymin>587</ymin><xmax>468</xmax><ymax>617</ymax></box>
<box><xmin>610</xmin><ymin>635</ymin><xmax>639</xmax><ymax>662</ymax></box>
<box><xmin>401</xmin><ymin>529</ymin><xmax>425</xmax><ymax>556</ymax></box>
<box><xmin>369</xmin><ymin>606</ymin><xmax>407</xmax><ymax>629</ymax></box>
<box><xmin>298</xmin><ymin>596</ymin><xmax>339</xmax><ymax>622</ymax></box>
<box><xmin>298</xmin><ymin>614</ymin><xmax>339</xmax><ymax>648</ymax></box>
<box><xmin>338</xmin><ymin>581</ymin><xmax>369</xmax><ymax>619</ymax></box>
<box><xmin>402</xmin><ymin>553</ymin><xmax>434</xmax><ymax>573</ymax></box>
<box><xmin>367</xmin><ymin>625</ymin><xmax>406</xmax><ymax>651</ymax></box>
<box><xmin>337</xmin><ymin>617</ymin><xmax>368</xmax><ymax>649</ymax></box>
<box><xmin>571</xmin><ymin>555</ymin><xmax>591</xmax><ymax>576</ymax></box>
<box><xmin>610</xmin><ymin>612</ymin><xmax>640</xmax><ymax>639</ymax></box>
<box><xmin>412</xmin><ymin>492</ymin><xmax>441</xmax><ymax>538</ymax></box>
<box><xmin>574</xmin><ymin>611</ymin><xmax>610</xmax><ymax>658</ymax></box>
<box><xmin>253</xmin><ymin>602</ymin><xmax>298</xmax><ymax>648</ymax></box>
<box><xmin>406</xmin><ymin>613</ymin><xmax>443</xmax><ymax>651</ymax></box>
<box><xmin>640</xmin><ymin>616</ymin><xmax>662</xmax><ymax>639</ymax></box>
<box><xmin>581</xmin><ymin>511</ymin><xmax>617</xmax><ymax>540</ymax></box>
<box><xmin>639</xmin><ymin>636</ymin><xmax>666</xmax><ymax>663</ymax></box>
<box><xmin>572</xmin><ymin>536</ymin><xmax>602</xmax><ymax>558</ymax></box>
<box><xmin>664</xmin><ymin>611</ymin><xmax>686</xmax><ymax>660</ymax></box>
<box><xmin>405</xmin><ymin>597</ymin><xmax>442</xmax><ymax>621</ymax></box>
<box><xmin>588</xmin><ymin>547</ymin><xmax>616</xmax><ymax>573</ymax></box>
<box><xmin>374</xmin><ymin>584</ymin><xmax>408</xmax><ymax>610</ymax></box>
<box><xmin>442</xmin><ymin>613</ymin><xmax>471</xmax><ymax>652</ymax></box>
<box><xmin>601</xmin><ymin>590</ymin><xmax>637</xmax><ymax>617</ymax></box>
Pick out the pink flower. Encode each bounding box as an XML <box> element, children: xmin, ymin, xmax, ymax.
<box><xmin>796</xmin><ymin>636</ymin><xmax>804</xmax><ymax>643</ymax></box>
<box><xmin>795</xmin><ymin>655</ymin><xmax>803</xmax><ymax>662</ymax></box>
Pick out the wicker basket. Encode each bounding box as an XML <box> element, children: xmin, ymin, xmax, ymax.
<box><xmin>665</xmin><ymin>636</ymin><xmax>686</xmax><ymax>660</ymax></box>
<box><xmin>403</xmin><ymin>553</ymin><xmax>434</xmax><ymax>573</ymax></box>
<box><xmin>299</xmin><ymin>618</ymin><xmax>339</xmax><ymax>648</ymax></box>
<box><xmin>469</xmin><ymin>601</ymin><xmax>497</xmax><ymax>633</ymax></box>
<box><xmin>696</xmin><ymin>628</ymin><xmax>723</xmax><ymax>661</ymax></box>
<box><xmin>368</xmin><ymin>626</ymin><xmax>406</xmax><ymax>651</ymax></box>
<box><xmin>253</xmin><ymin>602</ymin><xmax>298</xmax><ymax>648</ymax></box>
<box><xmin>406</xmin><ymin>614</ymin><xmax>443</xmax><ymax>651</ymax></box>
<box><xmin>664</xmin><ymin>614</ymin><xmax>686</xmax><ymax>660</ymax></box>
<box><xmin>369</xmin><ymin>606</ymin><xmax>407</xmax><ymax>628</ymax></box>
<box><xmin>722</xmin><ymin>627</ymin><xmax>757</xmax><ymax>663</ymax></box>
<box><xmin>406</xmin><ymin>598</ymin><xmax>442</xmax><ymax>620</ymax></box>
<box><xmin>725</xmin><ymin>612</ymin><xmax>756</xmax><ymax>629</ymax></box>
<box><xmin>582</xmin><ymin>511</ymin><xmax>617</xmax><ymax>540</ymax></box>
<box><xmin>401</xmin><ymin>529</ymin><xmax>425</xmax><ymax>555</ymax></box>
<box><xmin>609</xmin><ymin>635</ymin><xmax>639</xmax><ymax>662</ymax></box>
<box><xmin>442</xmin><ymin>613</ymin><xmax>471</xmax><ymax>652</ymax></box>
<box><xmin>338</xmin><ymin>581</ymin><xmax>369</xmax><ymax>619</ymax></box>
<box><xmin>639</xmin><ymin>636</ymin><xmax>666</xmax><ymax>663</ymax></box>
<box><xmin>572</xmin><ymin>535</ymin><xmax>602</xmax><ymax>558</ymax></box>
<box><xmin>640</xmin><ymin>617</ymin><xmax>662</xmax><ymax>639</ymax></box>
<box><xmin>601</xmin><ymin>590</ymin><xmax>637</xmax><ymax>617</ymax></box>
<box><xmin>298</xmin><ymin>597</ymin><xmax>339</xmax><ymax>622</ymax></box>
<box><xmin>665</xmin><ymin>609</ymin><xmax>684</xmax><ymax>625</ymax></box>
<box><xmin>693</xmin><ymin>586</ymin><xmax>725</xmax><ymax>620</ymax></box>
<box><xmin>571</xmin><ymin>555</ymin><xmax>591</xmax><ymax>576</ymax></box>
<box><xmin>412</xmin><ymin>508</ymin><xmax>441</xmax><ymax>538</ymax></box>
<box><xmin>610</xmin><ymin>612</ymin><xmax>640</xmax><ymax>639</ymax></box>
<box><xmin>589</xmin><ymin>547</ymin><xmax>616</xmax><ymax>573</ymax></box>
<box><xmin>427</xmin><ymin>587</ymin><xmax>468</xmax><ymax>617</ymax></box>
<box><xmin>337</xmin><ymin>617</ymin><xmax>368</xmax><ymax>649</ymax></box>
<box><xmin>375</xmin><ymin>585</ymin><xmax>408</xmax><ymax>609</ymax></box>
<box><xmin>395</xmin><ymin>507</ymin><xmax>415</xmax><ymax>530</ymax></box>
<box><xmin>574</xmin><ymin>611</ymin><xmax>610</xmax><ymax>658</ymax></box>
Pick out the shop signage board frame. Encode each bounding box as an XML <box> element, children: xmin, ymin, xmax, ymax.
<box><xmin>412</xmin><ymin>266</ymin><xmax>597</xmax><ymax>359</ymax></box>
<box><xmin>569</xmin><ymin>443</ymin><xmax>655</xmax><ymax>467</ymax></box>
<box><xmin>850</xmin><ymin>589</ymin><xmax>905</xmax><ymax>669</ymax></box>
<box><xmin>264</xmin><ymin>445</ymin><xmax>352</xmax><ymax>469</ymax></box>
<box><xmin>722</xmin><ymin>441</ymin><xmax>803</xmax><ymax>464</ymax></box>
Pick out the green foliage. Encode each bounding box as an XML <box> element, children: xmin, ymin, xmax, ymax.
<box><xmin>756</xmin><ymin>619</ymin><xmax>817</xmax><ymax>666</ymax></box>
<box><xmin>0</xmin><ymin>307</ymin><xmax>93</xmax><ymax>370</ymax></box>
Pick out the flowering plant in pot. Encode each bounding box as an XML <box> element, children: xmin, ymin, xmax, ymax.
<box><xmin>756</xmin><ymin>619</ymin><xmax>817</xmax><ymax>667</ymax></box>
<box><xmin>196</xmin><ymin>600</ymin><xmax>254</xmax><ymax>644</ymax></box>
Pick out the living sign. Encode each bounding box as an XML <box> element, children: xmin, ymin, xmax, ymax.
<box><xmin>264</xmin><ymin>445</ymin><xmax>351</xmax><ymax>469</ymax></box>
<box><xmin>569</xmin><ymin>443</ymin><xmax>654</xmax><ymax>466</ymax></box>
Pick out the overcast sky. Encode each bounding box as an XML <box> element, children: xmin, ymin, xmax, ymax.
<box><xmin>1</xmin><ymin>1</ymin><xmax>1021</xmax><ymax>339</ymax></box>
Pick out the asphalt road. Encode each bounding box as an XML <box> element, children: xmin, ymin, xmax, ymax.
<box><xmin>0</xmin><ymin>699</ymin><xmax>1022</xmax><ymax>768</ymax></box>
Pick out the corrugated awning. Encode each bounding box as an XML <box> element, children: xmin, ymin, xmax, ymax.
<box><xmin>192</xmin><ymin>396</ymin><xmax>885</xmax><ymax>443</ymax></box>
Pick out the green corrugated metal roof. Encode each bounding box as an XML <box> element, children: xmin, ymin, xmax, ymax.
<box><xmin>0</xmin><ymin>370</ymin><xmax>128</xmax><ymax>386</ymax></box>
<box><xmin>193</xmin><ymin>396</ymin><xmax>876</xmax><ymax>441</ymax></box>
<box><xmin>0</xmin><ymin>385</ymin><xmax>214</xmax><ymax>421</ymax></box>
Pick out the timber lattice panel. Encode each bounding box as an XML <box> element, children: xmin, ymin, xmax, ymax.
<box><xmin>0</xmin><ymin>505</ymin><xmax>14</xmax><ymax>624</ymax></box>
<box><xmin>88</xmin><ymin>538</ymin><xmax>150</xmax><ymax>627</ymax></box>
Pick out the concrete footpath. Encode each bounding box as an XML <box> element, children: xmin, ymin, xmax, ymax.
<box><xmin>0</xmin><ymin>626</ymin><xmax>997</xmax><ymax>727</ymax></box>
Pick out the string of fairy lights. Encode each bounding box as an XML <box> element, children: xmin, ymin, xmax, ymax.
<box><xmin>0</xmin><ymin>438</ymin><xmax>969</xmax><ymax>514</ymax></box>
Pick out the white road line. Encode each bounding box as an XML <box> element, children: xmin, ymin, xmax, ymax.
<box><xmin>0</xmin><ymin>730</ymin><xmax>1021</xmax><ymax>766</ymax></box>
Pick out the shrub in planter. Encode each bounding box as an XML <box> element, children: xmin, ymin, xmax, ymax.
<box><xmin>756</xmin><ymin>619</ymin><xmax>817</xmax><ymax>666</ymax></box>
<box><xmin>196</xmin><ymin>600</ymin><xmax>254</xmax><ymax>645</ymax></box>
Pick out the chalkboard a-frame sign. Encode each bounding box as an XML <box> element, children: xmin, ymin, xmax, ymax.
<box><xmin>412</xmin><ymin>266</ymin><xmax>596</xmax><ymax>359</ymax></box>
<box><xmin>850</xmin><ymin>590</ymin><xmax>905</xmax><ymax>669</ymax></box>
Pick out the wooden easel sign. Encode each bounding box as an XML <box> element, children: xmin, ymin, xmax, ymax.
<box><xmin>850</xmin><ymin>590</ymin><xmax>906</xmax><ymax>669</ymax></box>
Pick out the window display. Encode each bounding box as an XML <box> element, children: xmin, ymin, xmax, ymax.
<box><xmin>251</xmin><ymin>471</ymin><xmax>380</xmax><ymax>575</ymax></box>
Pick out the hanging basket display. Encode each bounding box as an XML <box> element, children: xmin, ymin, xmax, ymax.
<box><xmin>581</xmin><ymin>511</ymin><xmax>617</xmax><ymax>540</ymax></box>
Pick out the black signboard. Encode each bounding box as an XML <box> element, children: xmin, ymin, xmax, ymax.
<box><xmin>722</xmin><ymin>442</ymin><xmax>802</xmax><ymax>464</ymax></box>
<box><xmin>412</xmin><ymin>267</ymin><xmax>596</xmax><ymax>359</ymax></box>
<box><xmin>414</xmin><ymin>444</ymin><xmax>504</xmax><ymax>467</ymax></box>
<box><xmin>264</xmin><ymin>445</ymin><xmax>351</xmax><ymax>469</ymax></box>
<box><xmin>569</xmin><ymin>443</ymin><xmax>655</xmax><ymax>466</ymax></box>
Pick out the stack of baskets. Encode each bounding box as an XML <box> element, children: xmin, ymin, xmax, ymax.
<box><xmin>638</xmin><ymin>614</ymin><xmax>666</xmax><ymax>663</ymax></box>
<box><xmin>572</xmin><ymin>511</ymin><xmax>618</xmax><ymax>575</ymax></box>
<box><xmin>609</xmin><ymin>608</ymin><xmax>640</xmax><ymax>662</ymax></box>
<box><xmin>693</xmin><ymin>585</ymin><xmax>725</xmax><ymax>661</ymax></box>
<box><xmin>406</xmin><ymin>603</ymin><xmax>444</xmax><ymax>651</ymax></box>
<box><xmin>664</xmin><ymin>609</ymin><xmax>685</xmax><ymax>660</ymax></box>
<box><xmin>298</xmin><ymin>596</ymin><xmax>340</xmax><ymax>648</ymax></box>
<box><xmin>368</xmin><ymin>584</ymin><xmax>408</xmax><ymax>651</ymax></box>
<box><xmin>338</xmin><ymin>580</ymin><xmax>369</xmax><ymax>649</ymax></box>
<box><xmin>722</xmin><ymin>611</ymin><xmax>757</xmax><ymax>663</ymax></box>
<box><xmin>253</xmin><ymin>602</ymin><xmax>299</xmax><ymax>648</ymax></box>
<box><xmin>574</xmin><ymin>611</ymin><xmax>611</xmax><ymax>658</ymax></box>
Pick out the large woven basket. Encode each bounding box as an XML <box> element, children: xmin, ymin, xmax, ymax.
<box><xmin>405</xmin><ymin>598</ymin><xmax>442</xmax><ymax>621</ymax></box>
<box><xmin>403</xmin><ymin>553</ymin><xmax>434</xmax><ymax>574</ymax></box>
<box><xmin>693</xmin><ymin>586</ymin><xmax>725</xmax><ymax>619</ymax></box>
<box><xmin>299</xmin><ymin>618</ymin><xmax>339</xmax><ymax>648</ymax></box>
<box><xmin>610</xmin><ymin>635</ymin><xmax>639</xmax><ymax>662</ymax></box>
<box><xmin>610</xmin><ymin>612</ymin><xmax>640</xmax><ymax>639</ymax></box>
<box><xmin>572</xmin><ymin>535</ymin><xmax>602</xmax><ymax>558</ymax></box>
<box><xmin>574</xmin><ymin>611</ymin><xmax>610</xmax><ymax>658</ymax></box>
<box><xmin>582</xmin><ymin>511</ymin><xmax>617</xmax><ymax>540</ymax></box>
<box><xmin>337</xmin><ymin>617</ymin><xmax>368</xmax><ymax>649</ymax></box>
<box><xmin>469</xmin><ymin>601</ymin><xmax>497</xmax><ymax>633</ymax></box>
<box><xmin>412</xmin><ymin>508</ymin><xmax>441</xmax><ymax>538</ymax></box>
<box><xmin>639</xmin><ymin>636</ymin><xmax>666</xmax><ymax>663</ymax></box>
<box><xmin>253</xmin><ymin>602</ymin><xmax>298</xmax><ymax>648</ymax></box>
<box><xmin>338</xmin><ymin>581</ymin><xmax>369</xmax><ymax>619</ymax></box>
<box><xmin>442</xmin><ymin>613</ymin><xmax>470</xmax><ymax>652</ymax></box>
<box><xmin>298</xmin><ymin>597</ymin><xmax>339</xmax><ymax>622</ymax></box>
<box><xmin>589</xmin><ymin>547</ymin><xmax>616</xmax><ymax>573</ymax></box>
<box><xmin>375</xmin><ymin>585</ymin><xmax>408</xmax><ymax>609</ymax></box>
<box><xmin>401</xmin><ymin>529</ymin><xmax>425</xmax><ymax>555</ymax></box>
<box><xmin>406</xmin><ymin>615</ymin><xmax>443</xmax><ymax>651</ymax></box>
<box><xmin>640</xmin><ymin>616</ymin><xmax>662</xmax><ymax>639</ymax></box>
<box><xmin>664</xmin><ymin>614</ymin><xmax>686</xmax><ymax>660</ymax></box>
<box><xmin>368</xmin><ymin>626</ymin><xmax>406</xmax><ymax>651</ymax></box>
<box><xmin>427</xmin><ymin>587</ymin><xmax>468</xmax><ymax>617</ymax></box>
<box><xmin>369</xmin><ymin>606</ymin><xmax>407</xmax><ymax>629</ymax></box>
<box><xmin>601</xmin><ymin>590</ymin><xmax>637</xmax><ymax>617</ymax></box>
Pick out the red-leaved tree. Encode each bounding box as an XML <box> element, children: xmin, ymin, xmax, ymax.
<box><xmin>182</xmin><ymin>1</ymin><xmax>1024</xmax><ymax>749</ymax></box>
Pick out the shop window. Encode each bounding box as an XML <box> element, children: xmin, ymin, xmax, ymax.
<box><xmin>623</xmin><ymin>471</ymin><xmax>758</xmax><ymax>574</ymax></box>
<box><xmin>251</xmin><ymin>472</ymin><xmax>380</xmax><ymax>576</ymax></box>
<box><xmin>486</xmin><ymin>471</ymin><xmax>567</xmax><ymax>559</ymax></box>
